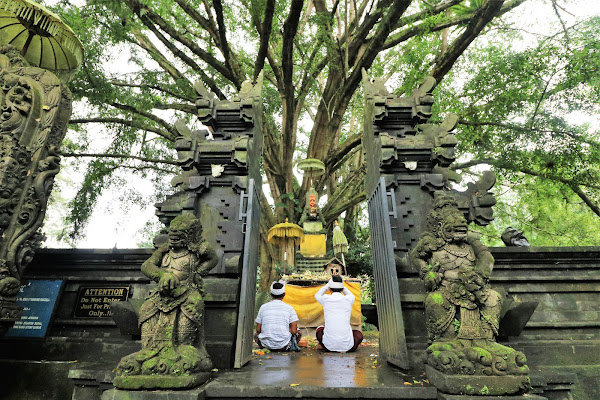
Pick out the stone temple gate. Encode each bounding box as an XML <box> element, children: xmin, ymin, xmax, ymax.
<box><xmin>362</xmin><ymin>74</ymin><xmax>497</xmax><ymax>370</ymax></box>
<box><xmin>0</xmin><ymin>35</ymin><xmax>596</xmax><ymax>400</ymax></box>
<box><xmin>152</xmin><ymin>79</ymin><xmax>264</xmax><ymax>368</ymax></box>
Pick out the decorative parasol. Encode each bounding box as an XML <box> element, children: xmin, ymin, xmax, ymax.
<box><xmin>0</xmin><ymin>0</ymin><xmax>84</xmax><ymax>82</ymax></box>
<box><xmin>297</xmin><ymin>158</ymin><xmax>325</xmax><ymax>187</ymax></box>
<box><xmin>332</xmin><ymin>220</ymin><xmax>349</xmax><ymax>274</ymax></box>
<box><xmin>268</xmin><ymin>218</ymin><xmax>304</xmax><ymax>273</ymax></box>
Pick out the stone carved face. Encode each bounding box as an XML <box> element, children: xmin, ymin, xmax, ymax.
<box><xmin>168</xmin><ymin>215</ymin><xmax>202</xmax><ymax>250</ymax></box>
<box><xmin>441</xmin><ymin>214</ymin><xmax>468</xmax><ymax>244</ymax></box>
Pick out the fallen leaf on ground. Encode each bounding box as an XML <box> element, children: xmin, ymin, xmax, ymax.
<box><xmin>290</xmin><ymin>383</ymin><xmax>300</xmax><ymax>386</ymax></box>
<box><xmin>404</xmin><ymin>382</ymin><xmax>412</xmax><ymax>385</ymax></box>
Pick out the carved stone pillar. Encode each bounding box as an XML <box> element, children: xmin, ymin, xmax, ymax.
<box><xmin>363</xmin><ymin>75</ymin><xmax>497</xmax><ymax>275</ymax></box>
<box><xmin>0</xmin><ymin>45</ymin><xmax>73</xmax><ymax>334</ymax></box>
<box><xmin>155</xmin><ymin>78</ymin><xmax>263</xmax><ymax>274</ymax></box>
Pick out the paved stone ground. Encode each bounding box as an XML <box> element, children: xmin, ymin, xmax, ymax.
<box><xmin>202</xmin><ymin>333</ymin><xmax>439</xmax><ymax>399</ymax></box>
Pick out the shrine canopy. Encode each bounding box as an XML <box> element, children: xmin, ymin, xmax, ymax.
<box><xmin>297</xmin><ymin>158</ymin><xmax>325</xmax><ymax>187</ymax></box>
<box><xmin>268</xmin><ymin>218</ymin><xmax>304</xmax><ymax>272</ymax></box>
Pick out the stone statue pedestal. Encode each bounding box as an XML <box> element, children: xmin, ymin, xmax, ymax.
<box><xmin>112</xmin><ymin>371</ymin><xmax>212</xmax><ymax>390</ymax></box>
<box><xmin>437</xmin><ymin>391</ymin><xmax>547</xmax><ymax>400</ymax></box>
<box><xmin>426</xmin><ymin>365</ymin><xmax>530</xmax><ymax>396</ymax></box>
<box><xmin>102</xmin><ymin>387</ymin><xmax>207</xmax><ymax>400</ymax></box>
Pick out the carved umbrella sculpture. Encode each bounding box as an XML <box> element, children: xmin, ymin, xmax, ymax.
<box><xmin>0</xmin><ymin>0</ymin><xmax>83</xmax><ymax>334</ymax></box>
<box><xmin>409</xmin><ymin>192</ymin><xmax>530</xmax><ymax>395</ymax></box>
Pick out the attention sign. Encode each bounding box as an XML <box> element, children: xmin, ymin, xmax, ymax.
<box><xmin>74</xmin><ymin>286</ymin><xmax>131</xmax><ymax>318</ymax></box>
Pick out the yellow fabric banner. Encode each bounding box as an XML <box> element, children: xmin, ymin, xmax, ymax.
<box><xmin>283</xmin><ymin>282</ymin><xmax>361</xmax><ymax>327</ymax></box>
<box><xmin>299</xmin><ymin>234</ymin><xmax>326</xmax><ymax>257</ymax></box>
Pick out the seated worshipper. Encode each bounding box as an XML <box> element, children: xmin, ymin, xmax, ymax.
<box><xmin>314</xmin><ymin>275</ymin><xmax>363</xmax><ymax>352</ymax></box>
<box><xmin>254</xmin><ymin>281</ymin><xmax>302</xmax><ymax>351</ymax></box>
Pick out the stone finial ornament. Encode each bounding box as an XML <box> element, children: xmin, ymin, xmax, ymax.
<box><xmin>114</xmin><ymin>215</ymin><xmax>218</xmax><ymax>389</ymax></box>
<box><xmin>501</xmin><ymin>226</ymin><xmax>530</xmax><ymax>247</ymax></box>
<box><xmin>409</xmin><ymin>192</ymin><xmax>530</xmax><ymax>396</ymax></box>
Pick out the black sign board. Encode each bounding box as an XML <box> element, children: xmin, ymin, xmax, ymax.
<box><xmin>6</xmin><ymin>280</ymin><xmax>63</xmax><ymax>338</ymax></box>
<box><xmin>74</xmin><ymin>286</ymin><xmax>131</xmax><ymax>318</ymax></box>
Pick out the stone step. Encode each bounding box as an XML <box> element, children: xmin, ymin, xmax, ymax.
<box><xmin>295</xmin><ymin>257</ymin><xmax>330</xmax><ymax>272</ymax></box>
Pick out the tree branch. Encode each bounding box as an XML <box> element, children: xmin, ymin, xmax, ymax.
<box><xmin>451</xmin><ymin>158</ymin><xmax>600</xmax><ymax>190</ymax></box>
<box><xmin>325</xmin><ymin>133</ymin><xmax>362</xmax><ymax>171</ymax></box>
<box><xmin>130</xmin><ymin>26</ymin><xmax>191</xmax><ymax>87</ymax></box>
<box><xmin>213</xmin><ymin>0</ymin><xmax>244</xmax><ymax>83</ymax></box>
<box><xmin>384</xmin><ymin>0</ymin><xmax>528</xmax><ymax>51</ymax></box>
<box><xmin>395</xmin><ymin>0</ymin><xmax>462</xmax><ymax>30</ymax></box>
<box><xmin>174</xmin><ymin>0</ymin><xmax>220</xmax><ymax>45</ymax></box>
<box><xmin>126</xmin><ymin>4</ymin><xmax>226</xmax><ymax>99</ymax></box>
<box><xmin>60</xmin><ymin>152</ymin><xmax>179</xmax><ymax>166</ymax></box>
<box><xmin>68</xmin><ymin>117</ymin><xmax>170</xmax><ymax>139</ymax></box>
<box><xmin>458</xmin><ymin>119</ymin><xmax>600</xmax><ymax>149</ymax></box>
<box><xmin>109</xmin><ymin>81</ymin><xmax>194</xmax><ymax>103</ymax></box>
<box><xmin>123</xmin><ymin>0</ymin><xmax>240</xmax><ymax>88</ymax></box>
<box><xmin>281</xmin><ymin>0</ymin><xmax>305</xmax><ymax>194</ymax></box>
<box><xmin>109</xmin><ymin>102</ymin><xmax>179</xmax><ymax>140</ymax></box>
<box><xmin>569</xmin><ymin>184</ymin><xmax>600</xmax><ymax>218</ymax></box>
<box><xmin>153</xmin><ymin>103</ymin><xmax>197</xmax><ymax>114</ymax></box>
<box><xmin>253</xmin><ymin>0</ymin><xmax>276</xmax><ymax>82</ymax></box>
<box><xmin>431</xmin><ymin>0</ymin><xmax>505</xmax><ymax>86</ymax></box>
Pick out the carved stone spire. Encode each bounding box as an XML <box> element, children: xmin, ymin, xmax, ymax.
<box><xmin>0</xmin><ymin>45</ymin><xmax>73</xmax><ymax>334</ymax></box>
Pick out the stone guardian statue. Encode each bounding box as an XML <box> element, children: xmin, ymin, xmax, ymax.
<box><xmin>114</xmin><ymin>214</ymin><xmax>218</xmax><ymax>389</ymax></box>
<box><xmin>410</xmin><ymin>192</ymin><xmax>530</xmax><ymax>396</ymax></box>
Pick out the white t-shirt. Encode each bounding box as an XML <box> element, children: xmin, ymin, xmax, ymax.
<box><xmin>314</xmin><ymin>285</ymin><xmax>355</xmax><ymax>352</ymax></box>
<box><xmin>255</xmin><ymin>299</ymin><xmax>299</xmax><ymax>350</ymax></box>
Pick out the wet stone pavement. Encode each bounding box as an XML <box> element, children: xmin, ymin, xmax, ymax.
<box><xmin>204</xmin><ymin>340</ymin><xmax>439</xmax><ymax>400</ymax></box>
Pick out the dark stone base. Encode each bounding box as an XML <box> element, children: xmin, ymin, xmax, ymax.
<box><xmin>426</xmin><ymin>365</ymin><xmax>530</xmax><ymax>396</ymax></box>
<box><xmin>112</xmin><ymin>372</ymin><xmax>211</xmax><ymax>390</ymax></box>
<box><xmin>437</xmin><ymin>393</ymin><xmax>547</xmax><ymax>400</ymax></box>
<box><xmin>102</xmin><ymin>387</ymin><xmax>206</xmax><ymax>400</ymax></box>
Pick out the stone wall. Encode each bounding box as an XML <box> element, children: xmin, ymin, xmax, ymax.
<box><xmin>1</xmin><ymin>246</ymin><xmax>599</xmax><ymax>399</ymax></box>
<box><xmin>0</xmin><ymin>248</ymin><xmax>243</xmax><ymax>399</ymax></box>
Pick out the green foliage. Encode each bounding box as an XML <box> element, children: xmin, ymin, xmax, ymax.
<box><xmin>360</xmin><ymin>275</ymin><xmax>375</xmax><ymax>304</ymax></box>
<box><xmin>41</xmin><ymin>0</ymin><xmax>600</xmax><ymax>252</ymax></box>
<box><xmin>453</xmin><ymin>318</ymin><xmax>461</xmax><ymax>332</ymax></box>
<box><xmin>433</xmin><ymin>13</ymin><xmax>600</xmax><ymax>246</ymax></box>
<box><xmin>473</xmin><ymin>177</ymin><xmax>600</xmax><ymax>247</ymax></box>
<box><xmin>344</xmin><ymin>227</ymin><xmax>373</xmax><ymax>277</ymax></box>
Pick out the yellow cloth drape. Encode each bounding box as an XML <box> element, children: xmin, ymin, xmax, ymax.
<box><xmin>299</xmin><ymin>234</ymin><xmax>326</xmax><ymax>257</ymax></box>
<box><xmin>283</xmin><ymin>282</ymin><xmax>361</xmax><ymax>327</ymax></box>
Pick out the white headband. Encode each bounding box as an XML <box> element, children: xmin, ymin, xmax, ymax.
<box><xmin>270</xmin><ymin>280</ymin><xmax>286</xmax><ymax>295</ymax></box>
<box><xmin>328</xmin><ymin>278</ymin><xmax>344</xmax><ymax>289</ymax></box>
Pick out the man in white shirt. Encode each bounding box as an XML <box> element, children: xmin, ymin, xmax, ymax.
<box><xmin>254</xmin><ymin>280</ymin><xmax>301</xmax><ymax>351</ymax></box>
<box><xmin>314</xmin><ymin>275</ymin><xmax>363</xmax><ymax>352</ymax></box>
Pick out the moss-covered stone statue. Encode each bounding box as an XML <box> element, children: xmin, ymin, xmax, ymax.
<box><xmin>114</xmin><ymin>215</ymin><xmax>218</xmax><ymax>389</ymax></box>
<box><xmin>409</xmin><ymin>192</ymin><xmax>530</xmax><ymax>396</ymax></box>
